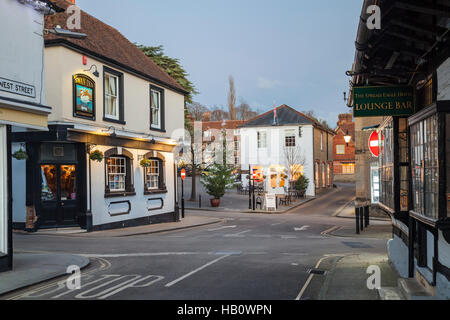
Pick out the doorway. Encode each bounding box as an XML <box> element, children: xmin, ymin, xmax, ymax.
<box><xmin>39</xmin><ymin>164</ymin><xmax>78</xmax><ymax>227</ymax></box>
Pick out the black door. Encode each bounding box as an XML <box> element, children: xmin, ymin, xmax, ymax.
<box><xmin>39</xmin><ymin>164</ymin><xmax>78</xmax><ymax>227</ymax></box>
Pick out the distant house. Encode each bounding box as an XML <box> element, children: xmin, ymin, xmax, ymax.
<box><xmin>333</xmin><ymin>114</ymin><xmax>355</xmax><ymax>182</ymax></box>
<box><xmin>201</xmin><ymin>120</ymin><xmax>246</xmax><ymax>167</ymax></box>
<box><xmin>239</xmin><ymin>105</ymin><xmax>335</xmax><ymax>197</ymax></box>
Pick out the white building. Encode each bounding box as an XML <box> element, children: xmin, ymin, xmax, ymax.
<box><xmin>12</xmin><ymin>0</ymin><xmax>186</xmax><ymax>232</ymax></box>
<box><xmin>239</xmin><ymin>105</ymin><xmax>335</xmax><ymax>197</ymax></box>
<box><xmin>0</xmin><ymin>0</ymin><xmax>59</xmax><ymax>272</ymax></box>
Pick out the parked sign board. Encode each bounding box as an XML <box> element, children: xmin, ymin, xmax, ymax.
<box><xmin>265</xmin><ymin>194</ymin><xmax>276</xmax><ymax>211</ymax></box>
<box><xmin>353</xmin><ymin>86</ymin><xmax>414</xmax><ymax>117</ymax></box>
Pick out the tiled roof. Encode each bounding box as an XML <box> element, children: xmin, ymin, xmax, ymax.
<box><xmin>45</xmin><ymin>0</ymin><xmax>187</xmax><ymax>94</ymax></box>
<box><xmin>202</xmin><ymin>120</ymin><xmax>246</xmax><ymax>131</ymax></box>
<box><xmin>239</xmin><ymin>104</ymin><xmax>334</xmax><ymax>134</ymax></box>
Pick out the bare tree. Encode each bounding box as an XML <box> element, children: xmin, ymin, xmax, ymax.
<box><xmin>237</xmin><ymin>100</ymin><xmax>258</xmax><ymax>120</ymax></box>
<box><xmin>283</xmin><ymin>145</ymin><xmax>306</xmax><ymax>188</ymax></box>
<box><xmin>187</xmin><ymin>102</ymin><xmax>209</xmax><ymax>121</ymax></box>
<box><xmin>228</xmin><ymin>76</ymin><xmax>237</xmax><ymax>120</ymax></box>
<box><xmin>210</xmin><ymin>108</ymin><xmax>229</xmax><ymax>121</ymax></box>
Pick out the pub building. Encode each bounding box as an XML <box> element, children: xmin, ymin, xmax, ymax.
<box><xmin>11</xmin><ymin>0</ymin><xmax>186</xmax><ymax>232</ymax></box>
<box><xmin>0</xmin><ymin>0</ymin><xmax>60</xmax><ymax>272</ymax></box>
<box><xmin>348</xmin><ymin>0</ymin><xmax>450</xmax><ymax>298</ymax></box>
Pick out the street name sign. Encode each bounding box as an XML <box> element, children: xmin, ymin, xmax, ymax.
<box><xmin>353</xmin><ymin>86</ymin><xmax>414</xmax><ymax>117</ymax></box>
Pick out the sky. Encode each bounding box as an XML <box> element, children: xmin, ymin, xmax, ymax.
<box><xmin>77</xmin><ymin>0</ymin><xmax>362</xmax><ymax>127</ymax></box>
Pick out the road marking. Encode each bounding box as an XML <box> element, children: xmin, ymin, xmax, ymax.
<box><xmin>165</xmin><ymin>254</ymin><xmax>231</xmax><ymax>287</ymax></box>
<box><xmin>251</xmin><ymin>235</ymin><xmax>272</xmax><ymax>238</ymax></box>
<box><xmin>295</xmin><ymin>256</ymin><xmax>328</xmax><ymax>300</ymax></box>
<box><xmin>80</xmin><ymin>252</ymin><xmax>202</xmax><ymax>258</ymax></box>
<box><xmin>320</xmin><ymin>226</ymin><xmax>341</xmax><ymax>236</ymax></box>
<box><xmin>207</xmin><ymin>225</ymin><xmax>237</xmax><ymax>232</ymax></box>
<box><xmin>7</xmin><ymin>257</ymin><xmax>111</xmax><ymax>300</ymax></box>
<box><xmin>281</xmin><ymin>235</ymin><xmax>297</xmax><ymax>239</ymax></box>
<box><xmin>294</xmin><ymin>226</ymin><xmax>310</xmax><ymax>231</ymax></box>
<box><xmin>271</xmin><ymin>222</ymin><xmax>283</xmax><ymax>226</ymax></box>
<box><xmin>224</xmin><ymin>230</ymin><xmax>252</xmax><ymax>237</ymax></box>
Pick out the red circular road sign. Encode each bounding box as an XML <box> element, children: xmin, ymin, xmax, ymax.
<box><xmin>180</xmin><ymin>169</ymin><xmax>186</xmax><ymax>180</ymax></box>
<box><xmin>369</xmin><ymin>131</ymin><xmax>380</xmax><ymax>157</ymax></box>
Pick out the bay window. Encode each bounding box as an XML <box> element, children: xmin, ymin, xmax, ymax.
<box><xmin>408</xmin><ymin>101</ymin><xmax>450</xmax><ymax>223</ymax></box>
<box><xmin>143</xmin><ymin>152</ymin><xmax>166</xmax><ymax>194</ymax></box>
<box><xmin>104</xmin><ymin>148</ymin><xmax>135</xmax><ymax>197</ymax></box>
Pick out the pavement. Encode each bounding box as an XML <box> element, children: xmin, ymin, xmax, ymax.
<box><xmin>0</xmin><ymin>253</ymin><xmax>90</xmax><ymax>295</ymax></box>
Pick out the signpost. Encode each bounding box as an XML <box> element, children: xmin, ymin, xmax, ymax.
<box><xmin>353</xmin><ymin>86</ymin><xmax>414</xmax><ymax>117</ymax></box>
<box><xmin>180</xmin><ymin>169</ymin><xmax>186</xmax><ymax>219</ymax></box>
<box><xmin>368</xmin><ymin>131</ymin><xmax>380</xmax><ymax>157</ymax></box>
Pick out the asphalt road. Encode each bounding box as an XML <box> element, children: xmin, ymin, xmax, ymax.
<box><xmin>2</xmin><ymin>183</ymin><xmax>390</xmax><ymax>300</ymax></box>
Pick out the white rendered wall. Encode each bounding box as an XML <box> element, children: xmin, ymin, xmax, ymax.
<box><xmin>89</xmin><ymin>147</ymin><xmax>175</xmax><ymax>227</ymax></box>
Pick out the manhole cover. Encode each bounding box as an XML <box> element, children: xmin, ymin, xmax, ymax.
<box><xmin>307</xmin><ymin>268</ymin><xmax>326</xmax><ymax>275</ymax></box>
<box><xmin>342</xmin><ymin>241</ymin><xmax>373</xmax><ymax>248</ymax></box>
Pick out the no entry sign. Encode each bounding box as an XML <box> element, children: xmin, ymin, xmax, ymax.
<box><xmin>369</xmin><ymin>131</ymin><xmax>380</xmax><ymax>157</ymax></box>
<box><xmin>180</xmin><ymin>169</ymin><xmax>186</xmax><ymax>180</ymax></box>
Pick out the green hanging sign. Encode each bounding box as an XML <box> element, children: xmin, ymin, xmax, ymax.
<box><xmin>353</xmin><ymin>86</ymin><xmax>415</xmax><ymax>117</ymax></box>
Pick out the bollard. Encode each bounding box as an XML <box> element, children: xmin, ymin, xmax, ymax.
<box><xmin>199</xmin><ymin>195</ymin><xmax>202</xmax><ymax>208</ymax></box>
<box><xmin>360</xmin><ymin>207</ymin><xmax>364</xmax><ymax>231</ymax></box>
<box><xmin>364</xmin><ymin>206</ymin><xmax>369</xmax><ymax>227</ymax></box>
<box><xmin>355</xmin><ymin>207</ymin><xmax>360</xmax><ymax>234</ymax></box>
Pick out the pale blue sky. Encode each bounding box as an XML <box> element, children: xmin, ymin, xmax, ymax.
<box><xmin>77</xmin><ymin>0</ymin><xmax>362</xmax><ymax>126</ymax></box>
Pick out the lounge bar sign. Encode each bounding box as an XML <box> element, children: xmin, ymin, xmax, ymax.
<box><xmin>353</xmin><ymin>86</ymin><xmax>414</xmax><ymax>117</ymax></box>
<box><xmin>0</xmin><ymin>77</ymin><xmax>36</xmax><ymax>98</ymax></box>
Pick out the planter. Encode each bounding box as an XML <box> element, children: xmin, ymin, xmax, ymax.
<box><xmin>210</xmin><ymin>198</ymin><xmax>221</xmax><ymax>207</ymax></box>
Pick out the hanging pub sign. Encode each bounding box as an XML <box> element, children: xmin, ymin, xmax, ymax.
<box><xmin>353</xmin><ymin>86</ymin><xmax>414</xmax><ymax>117</ymax></box>
<box><xmin>73</xmin><ymin>74</ymin><xmax>96</xmax><ymax>120</ymax></box>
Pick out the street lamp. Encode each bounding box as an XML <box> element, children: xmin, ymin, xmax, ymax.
<box><xmin>344</xmin><ymin>130</ymin><xmax>352</xmax><ymax>146</ymax></box>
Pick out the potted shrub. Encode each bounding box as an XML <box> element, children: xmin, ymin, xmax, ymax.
<box><xmin>200</xmin><ymin>164</ymin><xmax>236</xmax><ymax>207</ymax></box>
<box><xmin>294</xmin><ymin>174</ymin><xmax>309</xmax><ymax>197</ymax></box>
<box><xmin>89</xmin><ymin>150</ymin><xmax>104</xmax><ymax>162</ymax></box>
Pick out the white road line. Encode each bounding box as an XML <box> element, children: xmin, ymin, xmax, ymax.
<box><xmin>271</xmin><ymin>222</ymin><xmax>283</xmax><ymax>226</ymax></box>
<box><xmin>81</xmin><ymin>252</ymin><xmax>202</xmax><ymax>258</ymax></box>
<box><xmin>165</xmin><ymin>254</ymin><xmax>231</xmax><ymax>287</ymax></box>
<box><xmin>321</xmin><ymin>226</ymin><xmax>341</xmax><ymax>236</ymax></box>
<box><xmin>207</xmin><ymin>225</ymin><xmax>237</xmax><ymax>232</ymax></box>
<box><xmin>294</xmin><ymin>226</ymin><xmax>310</xmax><ymax>231</ymax></box>
<box><xmin>224</xmin><ymin>230</ymin><xmax>252</xmax><ymax>237</ymax></box>
<box><xmin>295</xmin><ymin>256</ymin><xmax>328</xmax><ymax>300</ymax></box>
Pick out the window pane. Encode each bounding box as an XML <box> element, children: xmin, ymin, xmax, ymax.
<box><xmin>107</xmin><ymin>157</ymin><xmax>126</xmax><ymax>192</ymax></box>
<box><xmin>41</xmin><ymin>165</ymin><xmax>57</xmax><ymax>201</ymax></box>
<box><xmin>60</xmin><ymin>165</ymin><xmax>76</xmax><ymax>200</ymax></box>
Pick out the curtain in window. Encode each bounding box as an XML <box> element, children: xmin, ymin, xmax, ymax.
<box><xmin>105</xmin><ymin>75</ymin><xmax>118</xmax><ymax>118</ymax></box>
<box><xmin>151</xmin><ymin>90</ymin><xmax>160</xmax><ymax>126</ymax></box>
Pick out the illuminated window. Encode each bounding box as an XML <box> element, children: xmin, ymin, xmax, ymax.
<box><xmin>342</xmin><ymin>164</ymin><xmax>355</xmax><ymax>174</ymax></box>
<box><xmin>107</xmin><ymin>157</ymin><xmax>126</xmax><ymax>191</ymax></box>
<box><xmin>336</xmin><ymin>144</ymin><xmax>345</xmax><ymax>155</ymax></box>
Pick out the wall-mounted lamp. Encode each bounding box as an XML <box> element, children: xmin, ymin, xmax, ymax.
<box><xmin>45</xmin><ymin>25</ymin><xmax>87</xmax><ymax>39</ymax></box>
<box><xmin>84</xmin><ymin>64</ymin><xmax>100</xmax><ymax>78</ymax></box>
<box><xmin>344</xmin><ymin>130</ymin><xmax>352</xmax><ymax>146</ymax></box>
<box><xmin>102</xmin><ymin>126</ymin><xmax>116</xmax><ymax>138</ymax></box>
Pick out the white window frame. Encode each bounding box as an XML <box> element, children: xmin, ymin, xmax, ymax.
<box><xmin>0</xmin><ymin>126</ymin><xmax>7</xmax><ymax>255</ymax></box>
<box><xmin>257</xmin><ymin>131</ymin><xmax>267</xmax><ymax>149</ymax></box>
<box><xmin>145</xmin><ymin>159</ymin><xmax>160</xmax><ymax>190</ymax></box>
<box><xmin>107</xmin><ymin>156</ymin><xmax>126</xmax><ymax>192</ymax></box>
<box><xmin>104</xmin><ymin>72</ymin><xmax>120</xmax><ymax>120</ymax></box>
<box><xmin>285</xmin><ymin>129</ymin><xmax>296</xmax><ymax>147</ymax></box>
<box><xmin>151</xmin><ymin>89</ymin><xmax>161</xmax><ymax>129</ymax></box>
<box><xmin>320</xmin><ymin>132</ymin><xmax>324</xmax><ymax>151</ymax></box>
<box><xmin>336</xmin><ymin>144</ymin><xmax>345</xmax><ymax>155</ymax></box>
